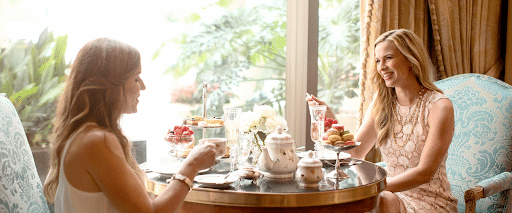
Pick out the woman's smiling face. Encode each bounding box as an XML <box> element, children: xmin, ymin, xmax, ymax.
<box><xmin>122</xmin><ymin>67</ymin><xmax>146</xmax><ymax>114</ymax></box>
<box><xmin>374</xmin><ymin>40</ymin><xmax>413</xmax><ymax>88</ymax></box>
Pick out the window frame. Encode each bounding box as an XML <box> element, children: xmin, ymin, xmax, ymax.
<box><xmin>285</xmin><ymin>0</ymin><xmax>318</xmax><ymax>150</ymax></box>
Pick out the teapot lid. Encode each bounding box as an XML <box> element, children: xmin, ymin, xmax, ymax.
<box><xmin>297</xmin><ymin>150</ymin><xmax>322</xmax><ymax>167</ymax></box>
<box><xmin>265</xmin><ymin>126</ymin><xmax>293</xmax><ymax>144</ymax></box>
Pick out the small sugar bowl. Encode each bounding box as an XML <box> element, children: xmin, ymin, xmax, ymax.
<box><xmin>295</xmin><ymin>150</ymin><xmax>324</xmax><ymax>188</ymax></box>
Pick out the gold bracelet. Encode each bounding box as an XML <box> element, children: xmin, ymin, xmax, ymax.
<box><xmin>166</xmin><ymin>174</ymin><xmax>193</xmax><ymax>191</ymax></box>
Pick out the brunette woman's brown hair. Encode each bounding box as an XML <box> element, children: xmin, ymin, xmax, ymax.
<box><xmin>44</xmin><ymin>38</ymin><xmax>144</xmax><ymax>202</ymax></box>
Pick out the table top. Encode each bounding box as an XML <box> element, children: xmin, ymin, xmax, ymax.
<box><xmin>143</xmin><ymin>156</ymin><xmax>387</xmax><ymax>208</ymax></box>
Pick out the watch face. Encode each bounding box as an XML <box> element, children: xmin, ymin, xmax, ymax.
<box><xmin>172</xmin><ymin>174</ymin><xmax>193</xmax><ymax>189</ymax></box>
<box><xmin>175</xmin><ymin>174</ymin><xmax>185</xmax><ymax>180</ymax></box>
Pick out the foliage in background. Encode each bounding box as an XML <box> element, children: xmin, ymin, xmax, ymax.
<box><xmin>0</xmin><ymin>28</ymin><xmax>68</xmax><ymax>148</ymax></box>
<box><xmin>318</xmin><ymin>0</ymin><xmax>360</xmax><ymax>112</ymax></box>
<box><xmin>155</xmin><ymin>0</ymin><xmax>360</xmax><ymax>116</ymax></box>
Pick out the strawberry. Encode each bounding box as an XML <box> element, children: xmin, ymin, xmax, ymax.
<box><xmin>324</xmin><ymin>118</ymin><xmax>338</xmax><ymax>132</ymax></box>
<box><xmin>174</xmin><ymin>129</ymin><xmax>183</xmax><ymax>135</ymax></box>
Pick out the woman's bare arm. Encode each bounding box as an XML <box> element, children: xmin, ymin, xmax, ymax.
<box><xmin>78</xmin><ymin>130</ymin><xmax>216</xmax><ymax>213</ymax></box>
<box><xmin>350</xmin><ymin>101</ymin><xmax>378</xmax><ymax>160</ymax></box>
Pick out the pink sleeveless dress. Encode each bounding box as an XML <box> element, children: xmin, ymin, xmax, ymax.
<box><xmin>380</xmin><ymin>90</ymin><xmax>458</xmax><ymax>212</ymax></box>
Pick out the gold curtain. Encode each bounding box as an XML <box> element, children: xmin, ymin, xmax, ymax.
<box><xmin>358</xmin><ymin>0</ymin><xmax>507</xmax><ymax>162</ymax></box>
<box><xmin>507</xmin><ymin>0</ymin><xmax>512</xmax><ymax>84</ymax></box>
<box><xmin>428</xmin><ymin>0</ymin><xmax>504</xmax><ymax>79</ymax></box>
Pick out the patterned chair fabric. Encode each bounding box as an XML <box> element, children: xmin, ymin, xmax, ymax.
<box><xmin>0</xmin><ymin>94</ymin><xmax>50</xmax><ymax>212</ymax></box>
<box><xmin>435</xmin><ymin>74</ymin><xmax>512</xmax><ymax>213</ymax></box>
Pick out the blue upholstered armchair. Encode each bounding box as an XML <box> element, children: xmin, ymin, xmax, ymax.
<box><xmin>0</xmin><ymin>94</ymin><xmax>50</xmax><ymax>212</ymax></box>
<box><xmin>377</xmin><ymin>74</ymin><xmax>512</xmax><ymax>212</ymax></box>
<box><xmin>435</xmin><ymin>74</ymin><xmax>512</xmax><ymax>213</ymax></box>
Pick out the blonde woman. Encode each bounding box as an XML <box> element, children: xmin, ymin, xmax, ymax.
<box><xmin>44</xmin><ymin>38</ymin><xmax>217</xmax><ymax>212</ymax></box>
<box><xmin>307</xmin><ymin>29</ymin><xmax>457</xmax><ymax>212</ymax></box>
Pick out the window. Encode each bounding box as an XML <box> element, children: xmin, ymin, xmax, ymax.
<box><xmin>1</xmin><ymin>0</ymin><xmax>360</xmax><ymax>160</ymax></box>
<box><xmin>317</xmin><ymin>0</ymin><xmax>360</xmax><ymax>133</ymax></box>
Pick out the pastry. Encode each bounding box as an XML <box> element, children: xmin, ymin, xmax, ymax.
<box><xmin>185</xmin><ymin>116</ymin><xmax>203</xmax><ymax>125</ymax></box>
<box><xmin>204</xmin><ymin>117</ymin><xmax>224</xmax><ymax>126</ymax></box>
<box><xmin>341</xmin><ymin>134</ymin><xmax>354</xmax><ymax>142</ymax></box>
<box><xmin>326</xmin><ymin>128</ymin><xmax>340</xmax><ymax>136</ymax></box>
<box><xmin>331</xmin><ymin>124</ymin><xmax>344</xmax><ymax>132</ymax></box>
<box><xmin>328</xmin><ymin>135</ymin><xmax>342</xmax><ymax>143</ymax></box>
<box><xmin>322</xmin><ymin>140</ymin><xmax>333</xmax><ymax>145</ymax></box>
<box><xmin>334</xmin><ymin>141</ymin><xmax>346</xmax><ymax>147</ymax></box>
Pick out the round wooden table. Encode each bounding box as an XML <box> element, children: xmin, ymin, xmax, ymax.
<box><xmin>144</xmin><ymin>158</ymin><xmax>386</xmax><ymax>213</ymax></box>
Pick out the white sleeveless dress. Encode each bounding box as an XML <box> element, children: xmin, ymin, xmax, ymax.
<box><xmin>380</xmin><ymin>90</ymin><xmax>458</xmax><ymax>212</ymax></box>
<box><xmin>54</xmin><ymin>123</ymin><xmax>120</xmax><ymax>213</ymax></box>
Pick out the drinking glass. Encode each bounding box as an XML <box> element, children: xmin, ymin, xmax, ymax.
<box><xmin>309</xmin><ymin>105</ymin><xmax>327</xmax><ymax>158</ymax></box>
<box><xmin>224</xmin><ymin>107</ymin><xmax>242</xmax><ymax>172</ymax></box>
<box><xmin>237</xmin><ymin>132</ymin><xmax>257</xmax><ymax>169</ymax></box>
<box><xmin>164</xmin><ymin>134</ymin><xmax>195</xmax><ymax>166</ymax></box>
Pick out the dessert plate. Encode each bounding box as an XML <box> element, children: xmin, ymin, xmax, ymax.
<box><xmin>194</xmin><ymin>174</ymin><xmax>237</xmax><ymax>188</ymax></box>
<box><xmin>297</xmin><ymin>151</ymin><xmax>351</xmax><ymax>164</ymax></box>
<box><xmin>149</xmin><ymin>163</ymin><xmax>210</xmax><ymax>178</ymax></box>
<box><xmin>322</xmin><ymin>141</ymin><xmax>361</xmax><ymax>152</ymax></box>
<box><xmin>170</xmin><ymin>149</ymin><xmax>229</xmax><ymax>158</ymax></box>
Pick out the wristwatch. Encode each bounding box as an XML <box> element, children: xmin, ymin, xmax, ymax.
<box><xmin>167</xmin><ymin>174</ymin><xmax>193</xmax><ymax>191</ymax></box>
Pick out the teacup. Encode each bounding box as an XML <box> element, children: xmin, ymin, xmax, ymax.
<box><xmin>199</xmin><ymin>138</ymin><xmax>227</xmax><ymax>161</ymax></box>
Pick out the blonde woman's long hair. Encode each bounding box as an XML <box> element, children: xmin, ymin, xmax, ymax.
<box><xmin>369</xmin><ymin>29</ymin><xmax>443</xmax><ymax>147</ymax></box>
<box><xmin>44</xmin><ymin>38</ymin><xmax>145</xmax><ymax>202</ymax></box>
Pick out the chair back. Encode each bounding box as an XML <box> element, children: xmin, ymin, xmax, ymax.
<box><xmin>0</xmin><ymin>94</ymin><xmax>50</xmax><ymax>212</ymax></box>
<box><xmin>435</xmin><ymin>74</ymin><xmax>512</xmax><ymax>212</ymax></box>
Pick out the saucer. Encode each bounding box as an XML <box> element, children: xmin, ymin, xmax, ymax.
<box><xmin>149</xmin><ymin>163</ymin><xmax>210</xmax><ymax>178</ymax></box>
<box><xmin>194</xmin><ymin>174</ymin><xmax>237</xmax><ymax>188</ymax></box>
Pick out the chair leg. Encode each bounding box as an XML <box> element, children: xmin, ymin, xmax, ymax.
<box><xmin>464</xmin><ymin>186</ymin><xmax>484</xmax><ymax>213</ymax></box>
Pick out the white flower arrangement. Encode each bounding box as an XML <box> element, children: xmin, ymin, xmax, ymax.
<box><xmin>240</xmin><ymin>104</ymin><xmax>287</xmax><ymax>134</ymax></box>
<box><xmin>239</xmin><ymin>104</ymin><xmax>288</xmax><ymax>151</ymax></box>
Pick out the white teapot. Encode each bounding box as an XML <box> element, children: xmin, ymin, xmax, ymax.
<box><xmin>257</xmin><ymin>126</ymin><xmax>299</xmax><ymax>180</ymax></box>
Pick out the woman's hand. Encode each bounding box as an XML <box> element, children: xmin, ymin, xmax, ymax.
<box><xmin>181</xmin><ymin>143</ymin><xmax>217</xmax><ymax>174</ymax></box>
<box><xmin>305</xmin><ymin>94</ymin><xmax>336</xmax><ymax>119</ymax></box>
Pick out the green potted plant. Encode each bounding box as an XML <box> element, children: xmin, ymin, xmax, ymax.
<box><xmin>0</xmin><ymin>28</ymin><xmax>68</xmax><ymax>182</ymax></box>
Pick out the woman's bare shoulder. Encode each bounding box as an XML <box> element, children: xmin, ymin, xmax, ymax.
<box><xmin>428</xmin><ymin>97</ymin><xmax>454</xmax><ymax>124</ymax></box>
<box><xmin>431</xmin><ymin>97</ymin><xmax>453</xmax><ymax>112</ymax></box>
<box><xmin>73</xmin><ymin>125</ymin><xmax>123</xmax><ymax>156</ymax></box>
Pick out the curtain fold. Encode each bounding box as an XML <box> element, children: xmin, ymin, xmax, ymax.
<box><xmin>428</xmin><ymin>0</ymin><xmax>504</xmax><ymax>79</ymax></box>
<box><xmin>506</xmin><ymin>0</ymin><xmax>512</xmax><ymax>85</ymax></box>
<box><xmin>358</xmin><ymin>0</ymin><xmax>507</xmax><ymax>162</ymax></box>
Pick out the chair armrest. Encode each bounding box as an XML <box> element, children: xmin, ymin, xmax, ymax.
<box><xmin>477</xmin><ymin>172</ymin><xmax>512</xmax><ymax>197</ymax></box>
<box><xmin>464</xmin><ymin>186</ymin><xmax>484</xmax><ymax>213</ymax></box>
<box><xmin>464</xmin><ymin>172</ymin><xmax>512</xmax><ymax>213</ymax></box>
